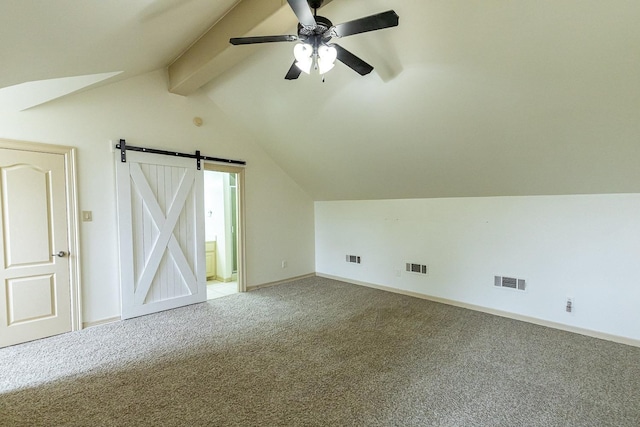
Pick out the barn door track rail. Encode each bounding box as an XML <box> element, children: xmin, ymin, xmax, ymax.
<box><xmin>116</xmin><ymin>139</ymin><xmax>246</xmax><ymax>169</ymax></box>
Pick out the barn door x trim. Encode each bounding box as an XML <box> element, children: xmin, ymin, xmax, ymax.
<box><xmin>128</xmin><ymin>164</ymin><xmax>198</xmax><ymax>305</ymax></box>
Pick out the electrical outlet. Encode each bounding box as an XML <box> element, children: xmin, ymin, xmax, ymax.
<box><xmin>281</xmin><ymin>260</ymin><xmax>287</xmax><ymax>269</ymax></box>
<box><xmin>566</xmin><ymin>297</ymin><xmax>574</xmax><ymax>314</ymax></box>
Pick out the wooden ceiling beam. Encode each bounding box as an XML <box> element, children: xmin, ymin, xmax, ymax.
<box><xmin>168</xmin><ymin>0</ymin><xmax>292</xmax><ymax>96</ymax></box>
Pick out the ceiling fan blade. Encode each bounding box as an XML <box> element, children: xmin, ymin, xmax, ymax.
<box><xmin>285</xmin><ymin>61</ymin><xmax>302</xmax><ymax>80</ymax></box>
<box><xmin>333</xmin><ymin>44</ymin><xmax>374</xmax><ymax>76</ymax></box>
<box><xmin>331</xmin><ymin>43</ymin><xmax>373</xmax><ymax>76</ymax></box>
<box><xmin>332</xmin><ymin>10</ymin><xmax>399</xmax><ymax>38</ymax></box>
<box><xmin>287</xmin><ymin>0</ymin><xmax>317</xmax><ymax>29</ymax></box>
<box><xmin>230</xmin><ymin>35</ymin><xmax>298</xmax><ymax>45</ymax></box>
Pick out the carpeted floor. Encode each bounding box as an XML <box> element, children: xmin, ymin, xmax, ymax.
<box><xmin>1</xmin><ymin>277</ymin><xmax>639</xmax><ymax>426</ymax></box>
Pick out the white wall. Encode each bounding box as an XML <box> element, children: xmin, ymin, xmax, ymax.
<box><xmin>0</xmin><ymin>70</ymin><xmax>315</xmax><ymax>324</ymax></box>
<box><xmin>315</xmin><ymin>195</ymin><xmax>640</xmax><ymax>341</ymax></box>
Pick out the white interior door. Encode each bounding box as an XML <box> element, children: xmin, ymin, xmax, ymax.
<box><xmin>116</xmin><ymin>151</ymin><xmax>206</xmax><ymax>320</ymax></box>
<box><xmin>0</xmin><ymin>149</ymin><xmax>72</xmax><ymax>347</ymax></box>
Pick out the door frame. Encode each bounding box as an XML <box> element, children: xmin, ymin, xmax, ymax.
<box><xmin>203</xmin><ymin>163</ymin><xmax>246</xmax><ymax>293</ymax></box>
<box><xmin>0</xmin><ymin>138</ymin><xmax>82</xmax><ymax>332</ymax></box>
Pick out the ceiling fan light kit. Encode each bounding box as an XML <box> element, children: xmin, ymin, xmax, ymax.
<box><xmin>293</xmin><ymin>43</ymin><xmax>337</xmax><ymax>75</ymax></box>
<box><xmin>317</xmin><ymin>45</ymin><xmax>338</xmax><ymax>74</ymax></box>
<box><xmin>229</xmin><ymin>0</ymin><xmax>399</xmax><ymax>80</ymax></box>
<box><xmin>293</xmin><ymin>43</ymin><xmax>313</xmax><ymax>74</ymax></box>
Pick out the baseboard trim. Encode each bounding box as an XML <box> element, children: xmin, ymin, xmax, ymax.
<box><xmin>82</xmin><ymin>316</ymin><xmax>121</xmax><ymax>329</ymax></box>
<box><xmin>316</xmin><ymin>273</ymin><xmax>640</xmax><ymax>349</ymax></box>
<box><xmin>247</xmin><ymin>273</ymin><xmax>316</xmax><ymax>292</ymax></box>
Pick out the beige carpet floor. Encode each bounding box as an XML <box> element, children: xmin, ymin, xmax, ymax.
<box><xmin>1</xmin><ymin>276</ymin><xmax>639</xmax><ymax>426</ymax></box>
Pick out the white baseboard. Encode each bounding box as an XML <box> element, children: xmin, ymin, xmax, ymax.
<box><xmin>247</xmin><ymin>273</ymin><xmax>316</xmax><ymax>292</ymax></box>
<box><xmin>316</xmin><ymin>273</ymin><xmax>640</xmax><ymax>349</ymax></box>
<box><xmin>82</xmin><ymin>316</ymin><xmax>121</xmax><ymax>329</ymax></box>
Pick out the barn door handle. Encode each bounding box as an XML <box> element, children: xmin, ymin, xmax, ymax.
<box><xmin>52</xmin><ymin>251</ymin><xmax>68</xmax><ymax>257</ymax></box>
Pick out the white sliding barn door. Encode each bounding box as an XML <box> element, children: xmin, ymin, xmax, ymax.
<box><xmin>116</xmin><ymin>152</ymin><xmax>206</xmax><ymax>320</ymax></box>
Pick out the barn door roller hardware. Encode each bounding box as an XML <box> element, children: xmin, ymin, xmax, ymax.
<box><xmin>116</xmin><ymin>139</ymin><xmax>246</xmax><ymax>169</ymax></box>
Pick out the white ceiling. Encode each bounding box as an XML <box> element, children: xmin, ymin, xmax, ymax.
<box><xmin>0</xmin><ymin>0</ymin><xmax>240</xmax><ymax>95</ymax></box>
<box><xmin>3</xmin><ymin>0</ymin><xmax>640</xmax><ymax>200</ymax></box>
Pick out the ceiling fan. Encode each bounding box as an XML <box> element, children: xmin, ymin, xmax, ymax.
<box><xmin>229</xmin><ymin>0</ymin><xmax>399</xmax><ymax>80</ymax></box>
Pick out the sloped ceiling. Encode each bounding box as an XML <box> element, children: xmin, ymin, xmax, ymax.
<box><xmin>204</xmin><ymin>0</ymin><xmax>640</xmax><ymax>200</ymax></box>
<box><xmin>3</xmin><ymin>1</ymin><xmax>640</xmax><ymax>200</ymax></box>
<box><xmin>0</xmin><ymin>0</ymin><xmax>240</xmax><ymax>107</ymax></box>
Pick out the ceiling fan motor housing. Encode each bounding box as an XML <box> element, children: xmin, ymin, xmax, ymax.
<box><xmin>298</xmin><ymin>15</ymin><xmax>333</xmax><ymax>48</ymax></box>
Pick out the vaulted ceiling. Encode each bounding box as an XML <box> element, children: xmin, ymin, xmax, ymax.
<box><xmin>3</xmin><ymin>0</ymin><xmax>640</xmax><ymax>200</ymax></box>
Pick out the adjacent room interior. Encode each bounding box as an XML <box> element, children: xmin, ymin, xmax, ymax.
<box><xmin>204</xmin><ymin>169</ymin><xmax>239</xmax><ymax>300</ymax></box>
<box><xmin>0</xmin><ymin>0</ymin><xmax>639</xmax><ymax>425</ymax></box>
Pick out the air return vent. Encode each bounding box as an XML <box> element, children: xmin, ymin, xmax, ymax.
<box><xmin>346</xmin><ymin>255</ymin><xmax>361</xmax><ymax>264</ymax></box>
<box><xmin>406</xmin><ymin>263</ymin><xmax>429</xmax><ymax>275</ymax></box>
<box><xmin>494</xmin><ymin>276</ymin><xmax>526</xmax><ymax>291</ymax></box>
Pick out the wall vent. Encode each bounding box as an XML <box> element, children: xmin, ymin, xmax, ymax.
<box><xmin>346</xmin><ymin>255</ymin><xmax>361</xmax><ymax>264</ymax></box>
<box><xmin>494</xmin><ymin>276</ymin><xmax>526</xmax><ymax>291</ymax></box>
<box><xmin>406</xmin><ymin>263</ymin><xmax>428</xmax><ymax>275</ymax></box>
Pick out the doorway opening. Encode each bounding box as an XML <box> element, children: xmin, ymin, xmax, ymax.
<box><xmin>203</xmin><ymin>164</ymin><xmax>244</xmax><ymax>300</ymax></box>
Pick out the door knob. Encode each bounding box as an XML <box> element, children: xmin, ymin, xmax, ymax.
<box><xmin>52</xmin><ymin>251</ymin><xmax>68</xmax><ymax>257</ymax></box>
